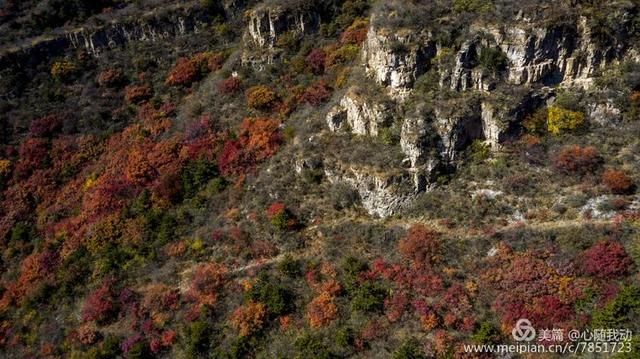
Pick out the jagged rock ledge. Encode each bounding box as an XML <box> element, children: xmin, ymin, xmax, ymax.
<box><xmin>0</xmin><ymin>4</ymin><xmax>211</xmax><ymax>70</ymax></box>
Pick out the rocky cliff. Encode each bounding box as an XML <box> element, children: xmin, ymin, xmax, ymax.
<box><xmin>311</xmin><ymin>4</ymin><xmax>639</xmax><ymax>217</ymax></box>
<box><xmin>0</xmin><ymin>4</ymin><xmax>212</xmax><ymax>70</ymax></box>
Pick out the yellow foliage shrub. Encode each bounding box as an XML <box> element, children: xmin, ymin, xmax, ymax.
<box><xmin>547</xmin><ymin>106</ymin><xmax>584</xmax><ymax>135</ymax></box>
<box><xmin>0</xmin><ymin>159</ymin><xmax>10</xmax><ymax>177</ymax></box>
<box><xmin>51</xmin><ymin>60</ymin><xmax>76</xmax><ymax>80</ymax></box>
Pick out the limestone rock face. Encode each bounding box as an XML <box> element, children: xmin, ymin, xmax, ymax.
<box><xmin>324</xmin><ymin>162</ymin><xmax>416</xmax><ymax>218</ymax></box>
<box><xmin>480</xmin><ymin>91</ymin><xmax>551</xmax><ymax>147</ymax></box>
<box><xmin>400</xmin><ymin>117</ymin><xmax>430</xmax><ymax>168</ymax></box>
<box><xmin>588</xmin><ymin>101</ymin><xmax>622</xmax><ymax>126</ymax></box>
<box><xmin>434</xmin><ymin>106</ymin><xmax>483</xmax><ymax>163</ymax></box>
<box><xmin>362</xmin><ymin>26</ymin><xmax>436</xmax><ymax>101</ymax></box>
<box><xmin>492</xmin><ymin>17</ymin><xmax>629</xmax><ymax>88</ymax></box>
<box><xmin>326</xmin><ymin>87</ymin><xmax>392</xmax><ymax>136</ymax></box>
<box><xmin>242</xmin><ymin>4</ymin><xmax>318</xmax><ymax>67</ymax></box>
<box><xmin>480</xmin><ymin>102</ymin><xmax>502</xmax><ymax>148</ymax></box>
<box><xmin>0</xmin><ymin>5</ymin><xmax>209</xmax><ymax>66</ymax></box>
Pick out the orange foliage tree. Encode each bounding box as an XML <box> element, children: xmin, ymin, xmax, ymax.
<box><xmin>552</xmin><ymin>145</ymin><xmax>602</xmax><ymax>176</ymax></box>
<box><xmin>230</xmin><ymin>301</ymin><xmax>267</xmax><ymax>337</ymax></box>
<box><xmin>188</xmin><ymin>263</ymin><xmax>228</xmax><ymax>307</ymax></box>
<box><xmin>398</xmin><ymin>224</ymin><xmax>441</xmax><ymax>269</ymax></box>
<box><xmin>246</xmin><ymin>85</ymin><xmax>278</xmax><ymax>110</ymax></box>
<box><xmin>125</xmin><ymin>84</ymin><xmax>152</xmax><ymax>104</ymax></box>
<box><xmin>218</xmin><ymin>118</ymin><xmax>282</xmax><ymax>176</ymax></box>
<box><xmin>306</xmin><ymin>291</ymin><xmax>339</xmax><ymax>328</ymax></box>
<box><xmin>601</xmin><ymin>169</ymin><xmax>634</xmax><ymax>194</ymax></box>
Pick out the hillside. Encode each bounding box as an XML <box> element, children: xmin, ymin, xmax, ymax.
<box><xmin>1</xmin><ymin>0</ymin><xmax>640</xmax><ymax>358</ymax></box>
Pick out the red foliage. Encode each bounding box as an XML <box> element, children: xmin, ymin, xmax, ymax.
<box><xmin>82</xmin><ymin>177</ymin><xmax>137</xmax><ymax>218</ymax></box>
<box><xmin>0</xmin><ymin>250</ymin><xmax>60</xmax><ymax>310</ymax></box>
<box><xmin>29</xmin><ymin>115</ymin><xmax>63</xmax><ymax>138</ymax></box>
<box><xmin>73</xmin><ymin>324</ymin><xmax>100</xmax><ymax>345</ymax></box>
<box><xmin>82</xmin><ymin>279</ymin><xmax>118</xmax><ymax>324</ymax></box>
<box><xmin>527</xmin><ymin>295</ymin><xmax>574</xmax><ymax>330</ymax></box>
<box><xmin>398</xmin><ymin>224</ymin><xmax>441</xmax><ymax>269</ymax></box>
<box><xmin>217</xmin><ymin>140</ymin><xmax>243</xmax><ymax>176</ymax></box>
<box><xmin>218</xmin><ymin>118</ymin><xmax>282</xmax><ymax>176</ymax></box>
<box><xmin>340</xmin><ymin>19</ymin><xmax>369</xmax><ymax>44</ymax></box>
<box><xmin>125</xmin><ymin>148</ymin><xmax>156</xmax><ymax>185</ymax></box>
<box><xmin>601</xmin><ymin>169</ymin><xmax>634</xmax><ymax>194</ymax></box>
<box><xmin>306</xmin><ymin>291</ymin><xmax>338</xmax><ymax>328</ymax></box>
<box><xmin>384</xmin><ymin>291</ymin><xmax>408</xmax><ymax>322</ymax></box>
<box><xmin>305</xmin><ymin>48</ymin><xmax>326</xmax><ymax>74</ymax></box>
<box><xmin>301</xmin><ymin>79</ymin><xmax>332</xmax><ymax>106</ymax></box>
<box><xmin>165</xmin><ymin>57</ymin><xmax>201</xmax><ymax>87</ymax></box>
<box><xmin>218</xmin><ymin>77</ymin><xmax>242</xmax><ymax>94</ymax></box>
<box><xmin>188</xmin><ymin>263</ymin><xmax>228</xmax><ymax>307</ymax></box>
<box><xmin>97</xmin><ymin>68</ymin><xmax>125</xmax><ymax>87</ymax></box>
<box><xmin>165</xmin><ymin>52</ymin><xmax>225</xmax><ymax>87</ymax></box>
<box><xmin>205</xmin><ymin>52</ymin><xmax>225</xmax><ymax>72</ymax></box>
<box><xmin>582</xmin><ymin>240</ymin><xmax>634</xmax><ymax>279</ymax></box>
<box><xmin>230</xmin><ymin>301</ymin><xmax>267</xmax><ymax>336</ymax></box>
<box><xmin>552</xmin><ymin>145</ymin><xmax>602</xmax><ymax>175</ymax></box>
<box><xmin>150</xmin><ymin>329</ymin><xmax>177</xmax><ymax>354</ymax></box>
<box><xmin>266</xmin><ymin>202</ymin><xmax>286</xmax><ymax>219</ymax></box>
<box><xmin>125</xmin><ymin>84</ymin><xmax>152</xmax><ymax>104</ymax></box>
<box><xmin>14</xmin><ymin>138</ymin><xmax>49</xmax><ymax>178</ymax></box>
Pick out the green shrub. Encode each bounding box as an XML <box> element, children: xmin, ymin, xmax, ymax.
<box><xmin>277</xmin><ymin>255</ymin><xmax>302</xmax><ymax>278</ymax></box>
<box><xmin>478</xmin><ymin>46</ymin><xmax>508</xmax><ymax>74</ymax></box>
<box><xmin>523</xmin><ymin>108</ymin><xmax>548</xmax><ymax>135</ymax></box>
<box><xmin>350</xmin><ymin>281</ymin><xmax>386</xmax><ymax>313</ymax></box>
<box><xmin>592</xmin><ymin>285</ymin><xmax>640</xmax><ymax>329</ymax></box>
<box><xmin>392</xmin><ymin>338</ymin><xmax>426</xmax><ymax>359</ymax></box>
<box><xmin>341</xmin><ymin>256</ymin><xmax>368</xmax><ymax>291</ymax></box>
<box><xmin>336</xmin><ymin>327</ymin><xmax>355</xmax><ymax>348</ymax></box>
<box><xmin>246</xmin><ymin>273</ymin><xmax>294</xmax><ymax>317</ymax></box>
<box><xmin>453</xmin><ymin>0</ymin><xmax>494</xmax><ymax>14</ymax></box>
<box><xmin>379</xmin><ymin>126</ymin><xmax>400</xmax><ymax>146</ymax></box>
<box><xmin>294</xmin><ymin>332</ymin><xmax>337</xmax><ymax>359</ymax></box>
<box><xmin>472</xmin><ymin>321</ymin><xmax>502</xmax><ymax>344</ymax></box>
<box><xmin>184</xmin><ymin>320</ymin><xmax>212</xmax><ymax>357</ymax></box>
<box><xmin>467</xmin><ymin>140</ymin><xmax>490</xmax><ymax>163</ymax></box>
<box><xmin>181</xmin><ymin>159</ymin><xmax>221</xmax><ymax>199</ymax></box>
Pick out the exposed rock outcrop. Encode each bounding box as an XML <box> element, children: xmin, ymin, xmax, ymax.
<box><xmin>362</xmin><ymin>25</ymin><xmax>436</xmax><ymax>101</ymax></box>
<box><xmin>588</xmin><ymin>101</ymin><xmax>622</xmax><ymax>126</ymax></box>
<box><xmin>324</xmin><ymin>161</ymin><xmax>417</xmax><ymax>218</ymax></box>
<box><xmin>491</xmin><ymin>16</ymin><xmax>631</xmax><ymax>88</ymax></box>
<box><xmin>434</xmin><ymin>103</ymin><xmax>484</xmax><ymax>163</ymax></box>
<box><xmin>326</xmin><ymin>87</ymin><xmax>392</xmax><ymax>136</ymax></box>
<box><xmin>480</xmin><ymin>89</ymin><xmax>553</xmax><ymax>147</ymax></box>
<box><xmin>0</xmin><ymin>5</ymin><xmax>210</xmax><ymax>68</ymax></box>
<box><xmin>242</xmin><ymin>4</ymin><xmax>319</xmax><ymax>67</ymax></box>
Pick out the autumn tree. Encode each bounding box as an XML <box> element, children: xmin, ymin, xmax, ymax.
<box><xmin>246</xmin><ymin>85</ymin><xmax>278</xmax><ymax>110</ymax></box>
<box><xmin>165</xmin><ymin>57</ymin><xmax>200</xmax><ymax>87</ymax></box>
<box><xmin>218</xmin><ymin>118</ymin><xmax>282</xmax><ymax>176</ymax></box>
<box><xmin>305</xmin><ymin>48</ymin><xmax>326</xmax><ymax>74</ymax></box>
<box><xmin>218</xmin><ymin>77</ymin><xmax>242</xmax><ymax>94</ymax></box>
<box><xmin>188</xmin><ymin>262</ymin><xmax>228</xmax><ymax>307</ymax></box>
<box><xmin>582</xmin><ymin>240</ymin><xmax>634</xmax><ymax>279</ymax></box>
<box><xmin>230</xmin><ymin>301</ymin><xmax>267</xmax><ymax>337</ymax></box>
<box><xmin>340</xmin><ymin>18</ymin><xmax>369</xmax><ymax>45</ymax></box>
<box><xmin>398</xmin><ymin>224</ymin><xmax>441</xmax><ymax>269</ymax></box>
<box><xmin>82</xmin><ymin>279</ymin><xmax>119</xmax><ymax>324</ymax></box>
<box><xmin>552</xmin><ymin>145</ymin><xmax>602</xmax><ymax>176</ymax></box>
<box><xmin>601</xmin><ymin>169</ymin><xmax>634</xmax><ymax>194</ymax></box>
<box><xmin>301</xmin><ymin>79</ymin><xmax>332</xmax><ymax>106</ymax></box>
<box><xmin>547</xmin><ymin>106</ymin><xmax>585</xmax><ymax>135</ymax></box>
<box><xmin>125</xmin><ymin>84</ymin><xmax>152</xmax><ymax>104</ymax></box>
<box><xmin>97</xmin><ymin>68</ymin><xmax>125</xmax><ymax>87</ymax></box>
